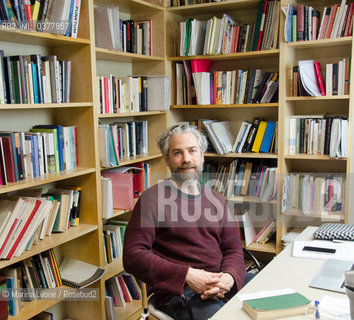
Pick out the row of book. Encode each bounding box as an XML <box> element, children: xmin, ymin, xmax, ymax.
<box><xmin>202</xmin><ymin>118</ymin><xmax>277</xmax><ymax>155</ymax></box>
<box><xmin>97</xmin><ymin>75</ymin><xmax>170</xmax><ymax>114</ymax></box>
<box><xmin>284</xmin><ymin>1</ymin><xmax>354</xmax><ymax>42</ymax></box>
<box><xmin>103</xmin><ymin>219</ymin><xmax>128</xmax><ymax>263</ymax></box>
<box><xmin>282</xmin><ymin>173</ymin><xmax>345</xmax><ymax>215</ymax></box>
<box><xmin>98</xmin><ymin>121</ymin><xmax>148</xmax><ymax>168</ymax></box>
<box><xmin>0</xmin><ymin>187</ymin><xmax>81</xmax><ymax>260</ymax></box>
<box><xmin>290</xmin><ymin>58</ymin><xmax>350</xmax><ymax>97</ymax></box>
<box><xmin>0</xmin><ymin>249</ymin><xmax>61</xmax><ymax>316</ymax></box>
<box><xmin>105</xmin><ymin>273</ymin><xmax>142</xmax><ymax>314</ymax></box>
<box><xmin>203</xmin><ymin>160</ymin><xmax>277</xmax><ymax>202</ymax></box>
<box><xmin>289</xmin><ymin>116</ymin><xmax>348</xmax><ymax>158</ymax></box>
<box><xmin>0</xmin><ymin>52</ymin><xmax>72</xmax><ymax>105</ymax></box>
<box><xmin>0</xmin><ymin>0</ymin><xmax>81</xmax><ymax>37</ymax></box>
<box><xmin>0</xmin><ymin>125</ymin><xmax>78</xmax><ymax>185</ymax></box>
<box><xmin>169</xmin><ymin>0</ymin><xmax>224</xmax><ymax>7</ymax></box>
<box><xmin>179</xmin><ymin>0</ymin><xmax>279</xmax><ymax>57</ymax></box>
<box><xmin>94</xmin><ymin>6</ymin><xmax>152</xmax><ymax>55</ymax></box>
<box><xmin>101</xmin><ymin>163</ymin><xmax>151</xmax><ymax>219</ymax></box>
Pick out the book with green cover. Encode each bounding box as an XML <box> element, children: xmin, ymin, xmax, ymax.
<box><xmin>243</xmin><ymin>292</ymin><xmax>310</xmax><ymax>320</ymax></box>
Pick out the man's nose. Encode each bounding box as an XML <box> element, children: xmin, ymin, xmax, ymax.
<box><xmin>182</xmin><ymin>151</ymin><xmax>191</xmax><ymax>162</ymax></box>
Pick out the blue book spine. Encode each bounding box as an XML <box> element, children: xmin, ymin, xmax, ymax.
<box><xmin>31</xmin><ymin>64</ymin><xmax>39</xmax><ymax>103</ymax></box>
<box><xmin>65</xmin><ymin>0</ymin><xmax>75</xmax><ymax>36</ymax></box>
<box><xmin>31</xmin><ymin>134</ymin><xmax>39</xmax><ymax>177</ymax></box>
<box><xmin>260</xmin><ymin>121</ymin><xmax>276</xmax><ymax>153</ymax></box>
<box><xmin>6</xmin><ymin>277</ymin><xmax>15</xmax><ymax>316</ymax></box>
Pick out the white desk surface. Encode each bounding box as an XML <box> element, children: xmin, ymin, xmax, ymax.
<box><xmin>212</xmin><ymin>226</ymin><xmax>346</xmax><ymax>319</ymax></box>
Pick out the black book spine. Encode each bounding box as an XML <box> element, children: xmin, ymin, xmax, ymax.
<box><xmin>324</xmin><ymin>116</ymin><xmax>333</xmax><ymax>155</ymax></box>
<box><xmin>332</xmin><ymin>63</ymin><xmax>338</xmax><ymax>95</ymax></box>
<box><xmin>252</xmin><ymin>72</ymin><xmax>271</xmax><ymax>103</ymax></box>
<box><xmin>299</xmin><ymin>118</ymin><xmax>305</xmax><ymax>154</ymax></box>
<box><xmin>141</xmin><ymin>76</ymin><xmax>148</xmax><ymax>111</ymax></box>
<box><xmin>3</xmin><ymin>56</ymin><xmax>14</xmax><ymax>104</ymax></box>
<box><xmin>304</xmin><ymin>6</ymin><xmax>309</xmax><ymax>41</ymax></box>
<box><xmin>244</xmin><ymin>118</ymin><xmax>261</xmax><ymax>152</ymax></box>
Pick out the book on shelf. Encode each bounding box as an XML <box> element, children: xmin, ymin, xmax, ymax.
<box><xmin>235</xmin><ymin>209</ymin><xmax>256</xmax><ymax>247</ymax></box>
<box><xmin>94</xmin><ymin>6</ymin><xmax>152</xmax><ymax>55</ymax></box>
<box><xmin>288</xmin><ymin>115</ymin><xmax>348</xmax><ymax>158</ymax></box>
<box><xmin>283</xmin><ymin>1</ymin><xmax>353</xmax><ymax>42</ymax></box>
<box><xmin>282</xmin><ymin>173</ymin><xmax>345</xmax><ymax>215</ymax></box>
<box><xmin>291</xmin><ymin>58</ymin><xmax>350</xmax><ymax>97</ymax></box>
<box><xmin>0</xmin><ymin>0</ymin><xmax>81</xmax><ymax>36</ymax></box>
<box><xmin>178</xmin><ymin>1</ymin><xmax>279</xmax><ymax>57</ymax></box>
<box><xmin>59</xmin><ymin>256</ymin><xmax>105</xmax><ymax>289</ymax></box>
<box><xmin>168</xmin><ymin>0</ymin><xmax>226</xmax><ymax>7</ymax></box>
<box><xmin>204</xmin><ymin>120</ymin><xmax>236</xmax><ymax>155</ymax></box>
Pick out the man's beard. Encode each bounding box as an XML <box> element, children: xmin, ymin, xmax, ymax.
<box><xmin>170</xmin><ymin>163</ymin><xmax>203</xmax><ymax>183</ymax></box>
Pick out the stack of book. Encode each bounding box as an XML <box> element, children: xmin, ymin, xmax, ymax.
<box><xmin>179</xmin><ymin>1</ymin><xmax>280</xmax><ymax>56</ymax></box>
<box><xmin>0</xmin><ymin>188</ymin><xmax>82</xmax><ymax>260</ymax></box>
<box><xmin>281</xmin><ymin>173</ymin><xmax>345</xmax><ymax>215</ymax></box>
<box><xmin>94</xmin><ymin>6</ymin><xmax>152</xmax><ymax>55</ymax></box>
<box><xmin>290</xmin><ymin>58</ymin><xmax>350</xmax><ymax>97</ymax></box>
<box><xmin>0</xmin><ymin>248</ymin><xmax>61</xmax><ymax>316</ymax></box>
<box><xmin>105</xmin><ymin>272</ymin><xmax>142</xmax><ymax>311</ymax></box>
<box><xmin>0</xmin><ymin>51</ymin><xmax>72</xmax><ymax>105</ymax></box>
<box><xmin>233</xmin><ymin>119</ymin><xmax>277</xmax><ymax>154</ymax></box>
<box><xmin>203</xmin><ymin>159</ymin><xmax>277</xmax><ymax>202</ymax></box>
<box><xmin>98</xmin><ymin>121</ymin><xmax>148</xmax><ymax>167</ymax></box>
<box><xmin>284</xmin><ymin>1</ymin><xmax>354</xmax><ymax>42</ymax></box>
<box><xmin>0</xmin><ymin>125</ymin><xmax>78</xmax><ymax>185</ymax></box>
<box><xmin>288</xmin><ymin>115</ymin><xmax>348</xmax><ymax>158</ymax></box>
<box><xmin>252</xmin><ymin>218</ymin><xmax>276</xmax><ymax>244</ymax></box>
<box><xmin>103</xmin><ymin>220</ymin><xmax>129</xmax><ymax>263</ymax></box>
<box><xmin>0</xmin><ymin>0</ymin><xmax>81</xmax><ymax>37</ymax></box>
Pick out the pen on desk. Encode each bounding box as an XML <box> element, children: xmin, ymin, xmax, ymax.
<box><xmin>315</xmin><ymin>300</ymin><xmax>320</xmax><ymax>319</ymax></box>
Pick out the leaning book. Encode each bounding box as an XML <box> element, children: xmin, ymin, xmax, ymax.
<box><xmin>59</xmin><ymin>257</ymin><xmax>105</xmax><ymax>289</ymax></box>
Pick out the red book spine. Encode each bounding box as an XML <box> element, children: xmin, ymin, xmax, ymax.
<box><xmin>6</xmin><ymin>200</ymin><xmax>41</xmax><ymax>260</ymax></box>
<box><xmin>230</xmin><ymin>26</ymin><xmax>239</xmax><ymax>53</ymax></box>
<box><xmin>312</xmin><ymin>13</ymin><xmax>319</xmax><ymax>40</ymax></box>
<box><xmin>104</xmin><ymin>77</ymin><xmax>109</xmax><ymax>114</ymax></box>
<box><xmin>326</xmin><ymin>5</ymin><xmax>338</xmax><ymax>38</ymax></box>
<box><xmin>24</xmin><ymin>0</ymin><xmax>33</xmax><ymax>30</ymax></box>
<box><xmin>256</xmin><ymin>0</ymin><xmax>268</xmax><ymax>50</ymax></box>
<box><xmin>314</xmin><ymin>61</ymin><xmax>326</xmax><ymax>96</ymax></box>
<box><xmin>344</xmin><ymin>3</ymin><xmax>354</xmax><ymax>37</ymax></box>
<box><xmin>1</xmin><ymin>137</ymin><xmax>16</xmax><ymax>183</ymax></box>
<box><xmin>297</xmin><ymin>4</ymin><xmax>305</xmax><ymax>41</ymax></box>
<box><xmin>318</xmin><ymin>9</ymin><xmax>330</xmax><ymax>40</ymax></box>
<box><xmin>213</xmin><ymin>71</ymin><xmax>217</xmax><ymax>105</ymax></box>
<box><xmin>0</xmin><ymin>217</ymin><xmax>19</xmax><ymax>256</ymax></box>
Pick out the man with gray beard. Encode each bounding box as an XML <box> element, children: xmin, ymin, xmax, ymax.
<box><xmin>123</xmin><ymin>124</ymin><xmax>245</xmax><ymax>320</ymax></box>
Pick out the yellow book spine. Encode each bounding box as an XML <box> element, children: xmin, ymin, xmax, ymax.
<box><xmin>251</xmin><ymin>121</ymin><xmax>267</xmax><ymax>153</ymax></box>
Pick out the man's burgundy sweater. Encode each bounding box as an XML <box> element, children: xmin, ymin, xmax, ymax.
<box><xmin>123</xmin><ymin>180</ymin><xmax>245</xmax><ymax>306</ymax></box>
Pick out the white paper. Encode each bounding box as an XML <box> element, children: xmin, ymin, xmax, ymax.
<box><xmin>320</xmin><ymin>295</ymin><xmax>350</xmax><ymax>315</ymax></box>
<box><xmin>237</xmin><ymin>288</ymin><xmax>296</xmax><ymax>302</ymax></box>
<box><xmin>293</xmin><ymin>240</ymin><xmax>354</xmax><ymax>260</ymax></box>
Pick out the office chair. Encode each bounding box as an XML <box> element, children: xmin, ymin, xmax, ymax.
<box><xmin>140</xmin><ymin>247</ymin><xmax>262</xmax><ymax>320</ymax></box>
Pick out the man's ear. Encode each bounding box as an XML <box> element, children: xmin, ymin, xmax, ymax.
<box><xmin>163</xmin><ymin>156</ymin><xmax>169</xmax><ymax>166</ymax></box>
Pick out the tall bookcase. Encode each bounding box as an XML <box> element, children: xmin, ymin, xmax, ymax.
<box><xmin>277</xmin><ymin>0</ymin><xmax>354</xmax><ymax>250</ymax></box>
<box><xmin>92</xmin><ymin>0</ymin><xmax>168</xmax><ymax>319</ymax></box>
<box><xmin>0</xmin><ymin>0</ymin><xmax>103</xmax><ymax>319</ymax></box>
<box><xmin>165</xmin><ymin>0</ymin><xmax>281</xmax><ymax>256</ymax></box>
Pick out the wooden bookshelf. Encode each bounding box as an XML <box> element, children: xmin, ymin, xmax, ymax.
<box><xmin>98</xmin><ymin>111</ymin><xmax>166</xmax><ymax>118</ymax></box>
<box><xmin>113</xmin><ymin>299</ymin><xmax>142</xmax><ymax>320</ymax></box>
<box><xmin>205</xmin><ymin>152</ymin><xmax>278</xmax><ymax>159</ymax></box>
<box><xmin>170</xmin><ymin>103</ymin><xmax>279</xmax><ymax>109</ymax></box>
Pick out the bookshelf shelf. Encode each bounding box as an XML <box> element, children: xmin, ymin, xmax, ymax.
<box><xmin>0</xmin><ymin>29</ymin><xmax>90</xmax><ymax>46</ymax></box>
<box><xmin>99</xmin><ymin>0</ymin><xmax>164</xmax><ymax>12</ymax></box>
<box><xmin>0</xmin><ymin>224</ymin><xmax>98</xmax><ymax>269</ymax></box>
<box><xmin>205</xmin><ymin>152</ymin><xmax>278</xmax><ymax>159</ymax></box>
<box><xmin>103</xmin><ymin>258</ymin><xmax>124</xmax><ymax>281</ymax></box>
<box><xmin>0</xmin><ymin>102</ymin><xmax>93</xmax><ymax>110</ymax></box>
<box><xmin>282</xmin><ymin>210</ymin><xmax>344</xmax><ymax>221</ymax></box>
<box><xmin>228</xmin><ymin>196</ymin><xmax>277</xmax><ymax>204</ymax></box>
<box><xmin>166</xmin><ymin>0</ymin><xmax>260</xmax><ymax>15</ymax></box>
<box><xmin>100</xmin><ymin>153</ymin><xmax>163</xmax><ymax>170</ymax></box>
<box><xmin>98</xmin><ymin>111</ymin><xmax>166</xmax><ymax>118</ymax></box>
<box><xmin>95</xmin><ymin>48</ymin><xmax>165</xmax><ymax>62</ymax></box>
<box><xmin>285</xmin><ymin>36</ymin><xmax>352</xmax><ymax>49</ymax></box>
<box><xmin>168</xmin><ymin>49</ymin><xmax>280</xmax><ymax>62</ymax></box>
<box><xmin>246</xmin><ymin>241</ymin><xmax>276</xmax><ymax>254</ymax></box>
<box><xmin>284</xmin><ymin>155</ymin><xmax>347</xmax><ymax>160</ymax></box>
<box><xmin>170</xmin><ymin>103</ymin><xmax>278</xmax><ymax>109</ymax></box>
<box><xmin>9</xmin><ymin>287</ymin><xmax>71</xmax><ymax>320</ymax></box>
<box><xmin>113</xmin><ymin>299</ymin><xmax>142</xmax><ymax>320</ymax></box>
<box><xmin>285</xmin><ymin>95</ymin><xmax>349</xmax><ymax>101</ymax></box>
<box><xmin>0</xmin><ymin>168</ymin><xmax>96</xmax><ymax>194</ymax></box>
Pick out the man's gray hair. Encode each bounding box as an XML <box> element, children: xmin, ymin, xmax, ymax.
<box><xmin>157</xmin><ymin>123</ymin><xmax>208</xmax><ymax>158</ymax></box>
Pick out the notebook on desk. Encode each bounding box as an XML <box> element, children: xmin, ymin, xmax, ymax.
<box><xmin>310</xmin><ymin>259</ymin><xmax>354</xmax><ymax>293</ymax></box>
